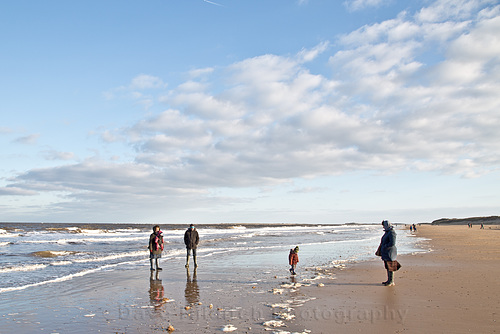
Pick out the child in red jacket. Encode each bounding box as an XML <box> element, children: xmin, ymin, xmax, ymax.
<box><xmin>289</xmin><ymin>246</ymin><xmax>299</xmax><ymax>275</ymax></box>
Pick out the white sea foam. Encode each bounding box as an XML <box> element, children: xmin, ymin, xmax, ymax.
<box><xmin>73</xmin><ymin>250</ymin><xmax>148</xmax><ymax>263</ymax></box>
<box><xmin>51</xmin><ymin>261</ymin><xmax>73</xmax><ymax>266</ymax></box>
<box><xmin>0</xmin><ymin>263</ymin><xmax>48</xmax><ymax>273</ymax></box>
<box><xmin>0</xmin><ymin>242</ymin><xmax>10</xmax><ymax>247</ymax></box>
<box><xmin>0</xmin><ymin>260</ymin><xmax>143</xmax><ymax>294</ymax></box>
<box><xmin>22</xmin><ymin>236</ymin><xmax>145</xmax><ymax>244</ymax></box>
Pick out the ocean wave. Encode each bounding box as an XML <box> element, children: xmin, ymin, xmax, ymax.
<box><xmin>0</xmin><ymin>242</ymin><xmax>11</xmax><ymax>247</ymax></box>
<box><xmin>32</xmin><ymin>250</ymin><xmax>77</xmax><ymax>257</ymax></box>
<box><xmin>0</xmin><ymin>263</ymin><xmax>48</xmax><ymax>273</ymax></box>
<box><xmin>229</xmin><ymin>225</ymin><xmax>247</xmax><ymax>230</ymax></box>
<box><xmin>51</xmin><ymin>260</ymin><xmax>73</xmax><ymax>266</ymax></box>
<box><xmin>22</xmin><ymin>236</ymin><xmax>146</xmax><ymax>244</ymax></box>
<box><xmin>72</xmin><ymin>250</ymin><xmax>149</xmax><ymax>263</ymax></box>
<box><xmin>0</xmin><ymin>260</ymin><xmax>143</xmax><ymax>294</ymax></box>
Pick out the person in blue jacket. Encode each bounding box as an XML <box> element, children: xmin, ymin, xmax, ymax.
<box><xmin>379</xmin><ymin>220</ymin><xmax>397</xmax><ymax>286</ymax></box>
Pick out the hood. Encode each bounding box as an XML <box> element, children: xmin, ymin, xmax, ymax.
<box><xmin>382</xmin><ymin>220</ymin><xmax>392</xmax><ymax>231</ymax></box>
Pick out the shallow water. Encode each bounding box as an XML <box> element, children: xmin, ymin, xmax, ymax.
<box><xmin>0</xmin><ymin>222</ymin><xmax>426</xmax><ymax>294</ymax></box>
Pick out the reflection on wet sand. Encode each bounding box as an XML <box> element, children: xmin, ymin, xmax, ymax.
<box><xmin>149</xmin><ymin>270</ymin><xmax>164</xmax><ymax>310</ymax></box>
<box><xmin>185</xmin><ymin>268</ymin><xmax>199</xmax><ymax>306</ymax></box>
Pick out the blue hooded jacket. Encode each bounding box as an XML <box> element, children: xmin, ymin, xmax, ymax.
<box><xmin>380</xmin><ymin>220</ymin><xmax>397</xmax><ymax>261</ymax></box>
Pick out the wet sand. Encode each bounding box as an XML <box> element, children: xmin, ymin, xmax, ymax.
<box><xmin>285</xmin><ymin>225</ymin><xmax>500</xmax><ymax>333</ymax></box>
<box><xmin>0</xmin><ymin>246</ymin><xmax>304</xmax><ymax>333</ymax></box>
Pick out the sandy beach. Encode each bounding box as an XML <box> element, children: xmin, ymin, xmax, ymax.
<box><xmin>284</xmin><ymin>224</ymin><xmax>500</xmax><ymax>333</ymax></box>
<box><xmin>1</xmin><ymin>223</ymin><xmax>498</xmax><ymax>333</ymax></box>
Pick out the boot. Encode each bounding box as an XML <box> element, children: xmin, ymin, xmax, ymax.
<box><xmin>193</xmin><ymin>255</ymin><xmax>198</xmax><ymax>268</ymax></box>
<box><xmin>382</xmin><ymin>270</ymin><xmax>390</xmax><ymax>285</ymax></box>
<box><xmin>384</xmin><ymin>271</ymin><xmax>394</xmax><ymax>286</ymax></box>
<box><xmin>155</xmin><ymin>259</ymin><xmax>162</xmax><ymax>271</ymax></box>
<box><xmin>150</xmin><ymin>259</ymin><xmax>155</xmax><ymax>271</ymax></box>
<box><xmin>185</xmin><ymin>255</ymin><xmax>190</xmax><ymax>268</ymax></box>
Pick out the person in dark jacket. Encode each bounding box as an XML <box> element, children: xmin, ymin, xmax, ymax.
<box><xmin>184</xmin><ymin>224</ymin><xmax>199</xmax><ymax>268</ymax></box>
<box><xmin>288</xmin><ymin>246</ymin><xmax>299</xmax><ymax>275</ymax></box>
<box><xmin>378</xmin><ymin>220</ymin><xmax>397</xmax><ymax>286</ymax></box>
<box><xmin>148</xmin><ymin>225</ymin><xmax>164</xmax><ymax>271</ymax></box>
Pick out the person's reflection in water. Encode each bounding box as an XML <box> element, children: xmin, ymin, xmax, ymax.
<box><xmin>149</xmin><ymin>270</ymin><xmax>165</xmax><ymax>311</ymax></box>
<box><xmin>185</xmin><ymin>267</ymin><xmax>199</xmax><ymax>306</ymax></box>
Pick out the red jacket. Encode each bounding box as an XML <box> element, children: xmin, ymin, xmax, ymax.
<box><xmin>289</xmin><ymin>250</ymin><xmax>299</xmax><ymax>265</ymax></box>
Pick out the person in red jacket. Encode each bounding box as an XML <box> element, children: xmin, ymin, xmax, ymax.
<box><xmin>288</xmin><ymin>246</ymin><xmax>299</xmax><ymax>275</ymax></box>
<box><xmin>148</xmin><ymin>225</ymin><xmax>164</xmax><ymax>271</ymax></box>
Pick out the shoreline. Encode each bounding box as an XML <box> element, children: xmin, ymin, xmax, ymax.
<box><xmin>284</xmin><ymin>224</ymin><xmax>500</xmax><ymax>333</ymax></box>
<box><xmin>2</xmin><ymin>224</ymin><xmax>498</xmax><ymax>333</ymax></box>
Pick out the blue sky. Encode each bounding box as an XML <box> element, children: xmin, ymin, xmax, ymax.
<box><xmin>1</xmin><ymin>0</ymin><xmax>499</xmax><ymax>224</ymax></box>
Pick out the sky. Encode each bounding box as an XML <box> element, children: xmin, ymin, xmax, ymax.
<box><xmin>1</xmin><ymin>0</ymin><xmax>499</xmax><ymax>224</ymax></box>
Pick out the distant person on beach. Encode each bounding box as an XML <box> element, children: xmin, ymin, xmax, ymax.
<box><xmin>184</xmin><ymin>224</ymin><xmax>199</xmax><ymax>268</ymax></box>
<box><xmin>377</xmin><ymin>220</ymin><xmax>398</xmax><ymax>286</ymax></box>
<box><xmin>481</xmin><ymin>223</ymin><xmax>484</xmax><ymax>229</ymax></box>
<box><xmin>289</xmin><ymin>246</ymin><xmax>299</xmax><ymax>275</ymax></box>
<box><xmin>410</xmin><ymin>225</ymin><xmax>413</xmax><ymax>232</ymax></box>
<box><xmin>148</xmin><ymin>225</ymin><xmax>164</xmax><ymax>271</ymax></box>
<box><xmin>412</xmin><ymin>224</ymin><xmax>417</xmax><ymax>232</ymax></box>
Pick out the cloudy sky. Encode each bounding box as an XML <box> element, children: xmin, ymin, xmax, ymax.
<box><xmin>1</xmin><ymin>0</ymin><xmax>499</xmax><ymax>224</ymax></box>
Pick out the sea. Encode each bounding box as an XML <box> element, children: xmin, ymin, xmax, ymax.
<box><xmin>0</xmin><ymin>222</ymin><xmax>428</xmax><ymax>295</ymax></box>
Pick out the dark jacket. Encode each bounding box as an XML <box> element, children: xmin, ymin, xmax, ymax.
<box><xmin>289</xmin><ymin>250</ymin><xmax>299</xmax><ymax>265</ymax></box>
<box><xmin>148</xmin><ymin>232</ymin><xmax>164</xmax><ymax>255</ymax></box>
<box><xmin>184</xmin><ymin>228</ymin><xmax>199</xmax><ymax>249</ymax></box>
<box><xmin>380</xmin><ymin>227</ymin><xmax>397</xmax><ymax>261</ymax></box>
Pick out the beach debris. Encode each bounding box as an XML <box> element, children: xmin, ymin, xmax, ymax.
<box><xmin>185</xmin><ymin>306</ymin><xmax>191</xmax><ymax>311</ymax></box>
<box><xmin>198</xmin><ymin>302</ymin><xmax>203</xmax><ymax>305</ymax></box>
<box><xmin>166</xmin><ymin>324</ymin><xmax>175</xmax><ymax>332</ymax></box>
<box><xmin>271</xmin><ymin>288</ymin><xmax>284</xmax><ymax>294</ymax></box>
<box><xmin>161</xmin><ymin>298</ymin><xmax>174</xmax><ymax>303</ymax></box>
<box><xmin>267</xmin><ymin>303</ymin><xmax>292</xmax><ymax>311</ymax></box>
<box><xmin>273</xmin><ymin>312</ymin><xmax>295</xmax><ymax>320</ymax></box>
<box><xmin>281</xmin><ymin>282</ymin><xmax>303</xmax><ymax>288</ymax></box>
<box><xmin>221</xmin><ymin>324</ymin><xmax>237</xmax><ymax>332</ymax></box>
<box><xmin>209</xmin><ymin>304</ymin><xmax>214</xmax><ymax>309</ymax></box>
<box><xmin>83</xmin><ymin>313</ymin><xmax>95</xmax><ymax>317</ymax></box>
<box><xmin>263</xmin><ymin>320</ymin><xmax>285</xmax><ymax>327</ymax></box>
<box><xmin>217</xmin><ymin>307</ymin><xmax>224</xmax><ymax>311</ymax></box>
<box><xmin>317</xmin><ymin>283</ymin><xmax>325</xmax><ymax>287</ymax></box>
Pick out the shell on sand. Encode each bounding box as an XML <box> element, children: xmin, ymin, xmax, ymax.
<box><xmin>221</xmin><ymin>324</ymin><xmax>238</xmax><ymax>332</ymax></box>
<box><xmin>262</xmin><ymin>319</ymin><xmax>285</xmax><ymax>327</ymax></box>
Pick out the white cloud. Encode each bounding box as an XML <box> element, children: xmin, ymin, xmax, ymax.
<box><xmin>416</xmin><ymin>0</ymin><xmax>493</xmax><ymax>23</ymax></box>
<box><xmin>0</xmin><ymin>127</ymin><xmax>14</xmax><ymax>134</ymax></box>
<box><xmin>13</xmin><ymin>134</ymin><xmax>40</xmax><ymax>145</ymax></box>
<box><xmin>344</xmin><ymin>0</ymin><xmax>387</xmax><ymax>12</ymax></box>
<box><xmin>42</xmin><ymin>150</ymin><xmax>76</xmax><ymax>161</ymax></box>
<box><xmin>0</xmin><ymin>187</ymin><xmax>37</xmax><ymax>196</ymax></box>
<box><xmin>102</xmin><ymin>74</ymin><xmax>167</xmax><ymax>109</ymax></box>
<box><xmin>129</xmin><ymin>74</ymin><xmax>166</xmax><ymax>90</ymax></box>
<box><xmin>297</xmin><ymin>41</ymin><xmax>330</xmax><ymax>63</ymax></box>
